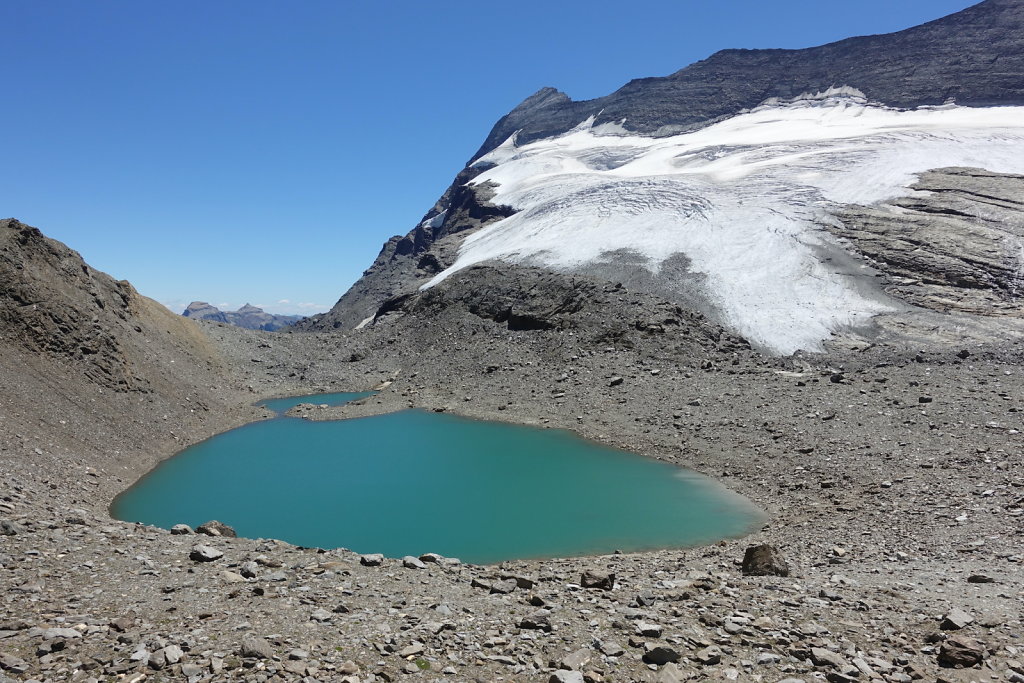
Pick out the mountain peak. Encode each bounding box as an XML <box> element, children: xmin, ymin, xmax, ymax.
<box><xmin>181</xmin><ymin>300</ymin><xmax>301</xmax><ymax>331</ymax></box>
<box><xmin>471</xmin><ymin>0</ymin><xmax>1024</xmax><ymax>160</ymax></box>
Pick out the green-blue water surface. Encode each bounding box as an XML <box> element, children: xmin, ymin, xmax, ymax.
<box><xmin>112</xmin><ymin>393</ymin><xmax>762</xmax><ymax>564</ymax></box>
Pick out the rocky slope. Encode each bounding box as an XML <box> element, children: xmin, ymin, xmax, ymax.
<box><xmin>183</xmin><ymin>302</ymin><xmax>303</xmax><ymax>331</ymax></box>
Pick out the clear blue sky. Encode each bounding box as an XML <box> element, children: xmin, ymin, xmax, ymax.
<box><xmin>1</xmin><ymin>1</ymin><xmax>978</xmax><ymax>315</ymax></box>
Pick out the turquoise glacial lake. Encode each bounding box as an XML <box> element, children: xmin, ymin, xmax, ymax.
<box><xmin>112</xmin><ymin>392</ymin><xmax>762</xmax><ymax>564</ymax></box>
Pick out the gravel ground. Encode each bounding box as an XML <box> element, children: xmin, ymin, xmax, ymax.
<box><xmin>2</xmin><ymin>225</ymin><xmax>1023</xmax><ymax>682</ymax></box>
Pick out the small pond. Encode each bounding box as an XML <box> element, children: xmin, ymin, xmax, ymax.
<box><xmin>112</xmin><ymin>392</ymin><xmax>762</xmax><ymax>564</ymax></box>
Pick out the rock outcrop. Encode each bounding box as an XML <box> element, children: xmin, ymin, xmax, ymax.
<box><xmin>831</xmin><ymin>168</ymin><xmax>1024</xmax><ymax>316</ymax></box>
<box><xmin>0</xmin><ymin>218</ymin><xmax>222</xmax><ymax>391</ymax></box>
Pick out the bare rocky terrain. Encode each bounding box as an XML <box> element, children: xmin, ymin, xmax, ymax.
<box><xmin>2</xmin><ymin>215</ymin><xmax>1023</xmax><ymax>683</ymax></box>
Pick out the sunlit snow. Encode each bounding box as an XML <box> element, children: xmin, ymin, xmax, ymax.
<box><xmin>422</xmin><ymin>96</ymin><xmax>1024</xmax><ymax>354</ymax></box>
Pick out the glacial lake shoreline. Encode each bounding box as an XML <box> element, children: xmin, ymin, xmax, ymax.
<box><xmin>111</xmin><ymin>391</ymin><xmax>765</xmax><ymax>564</ymax></box>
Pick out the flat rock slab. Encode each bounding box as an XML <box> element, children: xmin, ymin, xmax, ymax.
<box><xmin>189</xmin><ymin>545</ymin><xmax>223</xmax><ymax>562</ymax></box>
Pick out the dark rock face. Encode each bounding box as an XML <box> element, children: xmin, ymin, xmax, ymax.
<box><xmin>295</xmin><ymin>177</ymin><xmax>515</xmax><ymax>332</ymax></box>
<box><xmin>473</xmin><ymin>0</ymin><xmax>1024</xmax><ymax>159</ymax></box>
<box><xmin>830</xmin><ymin>168</ymin><xmax>1024</xmax><ymax>315</ymax></box>
<box><xmin>939</xmin><ymin>634</ymin><xmax>986</xmax><ymax>667</ymax></box>
<box><xmin>741</xmin><ymin>544</ymin><xmax>790</xmax><ymax>577</ymax></box>
<box><xmin>183</xmin><ymin>302</ymin><xmax>303</xmax><ymax>331</ymax></box>
<box><xmin>374</xmin><ymin>263</ymin><xmax>746</xmax><ymax>356</ymax></box>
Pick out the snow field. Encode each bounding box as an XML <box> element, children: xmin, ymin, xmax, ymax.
<box><xmin>423</xmin><ymin>96</ymin><xmax>1024</xmax><ymax>354</ymax></box>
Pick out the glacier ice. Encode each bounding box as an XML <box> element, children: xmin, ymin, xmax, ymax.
<box><xmin>424</xmin><ymin>96</ymin><xmax>1024</xmax><ymax>354</ymax></box>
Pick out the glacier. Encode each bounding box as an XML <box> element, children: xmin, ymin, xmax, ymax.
<box><xmin>421</xmin><ymin>95</ymin><xmax>1024</xmax><ymax>355</ymax></box>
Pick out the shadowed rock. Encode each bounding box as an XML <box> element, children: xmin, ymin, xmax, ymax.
<box><xmin>183</xmin><ymin>302</ymin><xmax>303</xmax><ymax>331</ymax></box>
<box><xmin>742</xmin><ymin>544</ymin><xmax>790</xmax><ymax>577</ymax></box>
<box><xmin>196</xmin><ymin>520</ymin><xmax>236</xmax><ymax>537</ymax></box>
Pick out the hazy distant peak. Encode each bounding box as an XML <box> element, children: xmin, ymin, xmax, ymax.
<box><xmin>182</xmin><ymin>300</ymin><xmax>302</xmax><ymax>331</ymax></box>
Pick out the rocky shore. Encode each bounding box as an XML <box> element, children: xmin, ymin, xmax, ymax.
<box><xmin>3</xmin><ymin>255</ymin><xmax>1023</xmax><ymax>682</ymax></box>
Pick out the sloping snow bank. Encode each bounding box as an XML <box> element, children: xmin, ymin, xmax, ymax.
<box><xmin>423</xmin><ymin>97</ymin><xmax>1024</xmax><ymax>354</ymax></box>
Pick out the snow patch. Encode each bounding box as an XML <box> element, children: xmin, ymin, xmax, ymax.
<box><xmin>425</xmin><ymin>96</ymin><xmax>1024</xmax><ymax>354</ymax></box>
<box><xmin>420</xmin><ymin>209</ymin><xmax>447</xmax><ymax>231</ymax></box>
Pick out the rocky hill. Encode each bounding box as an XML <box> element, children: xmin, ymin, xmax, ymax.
<box><xmin>300</xmin><ymin>0</ymin><xmax>1024</xmax><ymax>350</ymax></box>
<box><xmin>183</xmin><ymin>301</ymin><xmax>303</xmax><ymax>331</ymax></box>
<box><xmin>0</xmin><ymin>217</ymin><xmax>257</xmax><ymax>493</ymax></box>
<box><xmin>1</xmin><ymin>219</ymin><xmax>225</xmax><ymax>392</ymax></box>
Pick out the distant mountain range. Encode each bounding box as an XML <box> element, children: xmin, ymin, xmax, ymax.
<box><xmin>182</xmin><ymin>301</ymin><xmax>303</xmax><ymax>331</ymax></box>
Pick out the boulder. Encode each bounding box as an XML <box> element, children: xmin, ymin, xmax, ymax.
<box><xmin>489</xmin><ymin>578</ymin><xmax>518</xmax><ymax>594</ymax></box>
<box><xmin>239</xmin><ymin>637</ymin><xmax>276</xmax><ymax>660</ymax></box>
<box><xmin>742</xmin><ymin>544</ymin><xmax>790</xmax><ymax>577</ymax></box>
<box><xmin>580</xmin><ymin>571</ymin><xmax>615</xmax><ymax>590</ymax></box>
<box><xmin>643</xmin><ymin>645</ymin><xmax>682</xmax><ymax>665</ymax></box>
<box><xmin>0</xmin><ymin>521</ymin><xmax>24</xmax><ymax>536</ymax></box>
<box><xmin>196</xmin><ymin>520</ymin><xmax>236</xmax><ymax>537</ymax></box>
<box><xmin>0</xmin><ymin>653</ymin><xmax>29</xmax><ymax>674</ymax></box>
<box><xmin>810</xmin><ymin>647</ymin><xmax>846</xmax><ymax>668</ymax></box>
<box><xmin>402</xmin><ymin>555</ymin><xmax>427</xmax><ymax>569</ymax></box>
<box><xmin>189</xmin><ymin>545</ymin><xmax>224</xmax><ymax>562</ymax></box>
<box><xmin>939</xmin><ymin>635</ymin><xmax>985</xmax><ymax>668</ymax></box>
<box><xmin>559</xmin><ymin>648</ymin><xmax>592</xmax><ymax>671</ymax></box>
<box><xmin>549</xmin><ymin>672</ymin><xmax>585</xmax><ymax>683</ymax></box>
<box><xmin>635</xmin><ymin>622</ymin><xmax>663</xmax><ymax>638</ymax></box>
<box><xmin>518</xmin><ymin>609</ymin><xmax>552</xmax><ymax>632</ymax></box>
<box><xmin>940</xmin><ymin>608</ymin><xmax>974</xmax><ymax>630</ymax></box>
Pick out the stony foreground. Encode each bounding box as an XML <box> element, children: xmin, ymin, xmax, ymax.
<box><xmin>3</xmin><ymin>290</ymin><xmax>1024</xmax><ymax>682</ymax></box>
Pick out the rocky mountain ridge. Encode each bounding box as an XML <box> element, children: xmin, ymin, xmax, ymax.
<box><xmin>471</xmin><ymin>0</ymin><xmax>1024</xmax><ymax>160</ymax></box>
<box><xmin>302</xmin><ymin>0</ymin><xmax>1024</xmax><ymax>346</ymax></box>
<box><xmin>0</xmin><ymin>218</ymin><xmax>226</xmax><ymax>392</ymax></box>
<box><xmin>831</xmin><ymin>167</ymin><xmax>1024</xmax><ymax>316</ymax></box>
<box><xmin>182</xmin><ymin>301</ymin><xmax>303</xmax><ymax>331</ymax></box>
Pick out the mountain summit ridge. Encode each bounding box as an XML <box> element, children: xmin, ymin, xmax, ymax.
<box><xmin>182</xmin><ymin>301</ymin><xmax>302</xmax><ymax>331</ymax></box>
<box><xmin>302</xmin><ymin>0</ymin><xmax>1024</xmax><ymax>351</ymax></box>
<box><xmin>472</xmin><ymin>0</ymin><xmax>1024</xmax><ymax>160</ymax></box>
